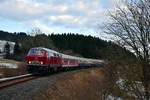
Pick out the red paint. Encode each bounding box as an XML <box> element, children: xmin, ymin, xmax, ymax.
<box><xmin>25</xmin><ymin>47</ymin><xmax>79</xmax><ymax>67</ymax></box>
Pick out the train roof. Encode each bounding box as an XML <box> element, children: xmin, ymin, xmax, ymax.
<box><xmin>31</xmin><ymin>47</ymin><xmax>59</xmax><ymax>54</ymax></box>
<box><xmin>31</xmin><ymin>47</ymin><xmax>104</xmax><ymax>63</ymax></box>
<box><xmin>61</xmin><ymin>53</ymin><xmax>103</xmax><ymax>63</ymax></box>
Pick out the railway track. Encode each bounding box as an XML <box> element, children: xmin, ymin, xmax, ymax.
<box><xmin>0</xmin><ymin>74</ymin><xmax>38</xmax><ymax>90</ymax></box>
<box><xmin>0</xmin><ymin>66</ymin><xmax>103</xmax><ymax>90</ymax></box>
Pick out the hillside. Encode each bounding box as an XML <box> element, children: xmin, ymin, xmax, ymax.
<box><xmin>0</xmin><ymin>30</ymin><xmax>135</xmax><ymax>61</ymax></box>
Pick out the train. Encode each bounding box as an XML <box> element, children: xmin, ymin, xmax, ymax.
<box><xmin>25</xmin><ymin>47</ymin><xmax>104</xmax><ymax>74</ymax></box>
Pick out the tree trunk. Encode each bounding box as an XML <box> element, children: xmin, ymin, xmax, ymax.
<box><xmin>142</xmin><ymin>64</ymin><xmax>150</xmax><ymax>100</ymax></box>
<box><xmin>143</xmin><ymin>81</ymin><xmax>149</xmax><ymax>100</ymax></box>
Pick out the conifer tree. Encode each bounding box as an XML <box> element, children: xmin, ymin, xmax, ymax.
<box><xmin>14</xmin><ymin>41</ymin><xmax>21</xmax><ymax>56</ymax></box>
<box><xmin>4</xmin><ymin>42</ymin><xmax>10</xmax><ymax>58</ymax></box>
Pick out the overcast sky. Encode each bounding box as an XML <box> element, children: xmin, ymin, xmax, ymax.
<box><xmin>0</xmin><ymin>0</ymin><xmax>123</xmax><ymax>36</ymax></box>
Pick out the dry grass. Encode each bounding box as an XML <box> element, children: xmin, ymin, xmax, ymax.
<box><xmin>41</xmin><ymin>68</ymin><xmax>109</xmax><ymax>100</ymax></box>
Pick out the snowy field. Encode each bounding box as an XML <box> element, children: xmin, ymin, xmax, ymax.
<box><xmin>0</xmin><ymin>40</ymin><xmax>15</xmax><ymax>53</ymax></box>
<box><xmin>0</xmin><ymin>63</ymin><xmax>17</xmax><ymax>68</ymax></box>
<box><xmin>0</xmin><ymin>59</ymin><xmax>26</xmax><ymax>78</ymax></box>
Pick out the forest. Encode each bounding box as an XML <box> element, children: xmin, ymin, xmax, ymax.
<box><xmin>0</xmin><ymin>30</ymin><xmax>135</xmax><ymax>62</ymax></box>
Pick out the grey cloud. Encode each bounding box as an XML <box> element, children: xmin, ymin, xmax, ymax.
<box><xmin>0</xmin><ymin>0</ymin><xmax>121</xmax><ymax>33</ymax></box>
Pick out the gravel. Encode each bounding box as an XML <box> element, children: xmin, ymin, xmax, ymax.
<box><xmin>0</xmin><ymin>72</ymin><xmax>69</xmax><ymax>100</ymax></box>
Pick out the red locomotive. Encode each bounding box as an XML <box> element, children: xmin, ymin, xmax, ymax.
<box><xmin>25</xmin><ymin>47</ymin><xmax>103</xmax><ymax>73</ymax></box>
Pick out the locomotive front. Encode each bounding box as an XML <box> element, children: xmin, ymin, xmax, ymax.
<box><xmin>25</xmin><ymin>47</ymin><xmax>49</xmax><ymax>73</ymax></box>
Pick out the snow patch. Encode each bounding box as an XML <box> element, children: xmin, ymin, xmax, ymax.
<box><xmin>0</xmin><ymin>63</ymin><xmax>17</xmax><ymax>68</ymax></box>
<box><xmin>107</xmin><ymin>95</ymin><xmax>123</xmax><ymax>100</ymax></box>
<box><xmin>0</xmin><ymin>40</ymin><xmax>15</xmax><ymax>53</ymax></box>
<box><xmin>116</xmin><ymin>78</ymin><xmax>145</xmax><ymax>99</ymax></box>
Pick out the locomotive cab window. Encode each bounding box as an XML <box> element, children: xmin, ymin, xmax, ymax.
<box><xmin>28</xmin><ymin>48</ymin><xmax>46</xmax><ymax>56</ymax></box>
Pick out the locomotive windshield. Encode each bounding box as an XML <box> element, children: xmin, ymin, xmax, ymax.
<box><xmin>28</xmin><ymin>48</ymin><xmax>46</xmax><ymax>56</ymax></box>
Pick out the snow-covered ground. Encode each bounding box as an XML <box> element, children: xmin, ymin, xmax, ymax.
<box><xmin>106</xmin><ymin>95</ymin><xmax>123</xmax><ymax>100</ymax></box>
<box><xmin>0</xmin><ymin>63</ymin><xmax>17</xmax><ymax>68</ymax></box>
<box><xmin>116</xmin><ymin>78</ymin><xmax>144</xmax><ymax>99</ymax></box>
<box><xmin>0</xmin><ymin>40</ymin><xmax>15</xmax><ymax>53</ymax></box>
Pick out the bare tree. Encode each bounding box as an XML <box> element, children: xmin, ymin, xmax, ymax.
<box><xmin>104</xmin><ymin>0</ymin><xmax>150</xmax><ymax>99</ymax></box>
<box><xmin>29</xmin><ymin>27</ymin><xmax>43</xmax><ymax>36</ymax></box>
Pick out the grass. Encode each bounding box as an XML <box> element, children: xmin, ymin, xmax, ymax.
<box><xmin>38</xmin><ymin>68</ymin><xmax>109</xmax><ymax>100</ymax></box>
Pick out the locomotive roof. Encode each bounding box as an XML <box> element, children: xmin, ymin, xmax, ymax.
<box><xmin>31</xmin><ymin>47</ymin><xmax>59</xmax><ymax>54</ymax></box>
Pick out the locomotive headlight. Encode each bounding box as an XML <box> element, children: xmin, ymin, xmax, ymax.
<box><xmin>40</xmin><ymin>61</ymin><xmax>43</xmax><ymax>64</ymax></box>
<box><xmin>28</xmin><ymin>61</ymin><xmax>31</xmax><ymax>64</ymax></box>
